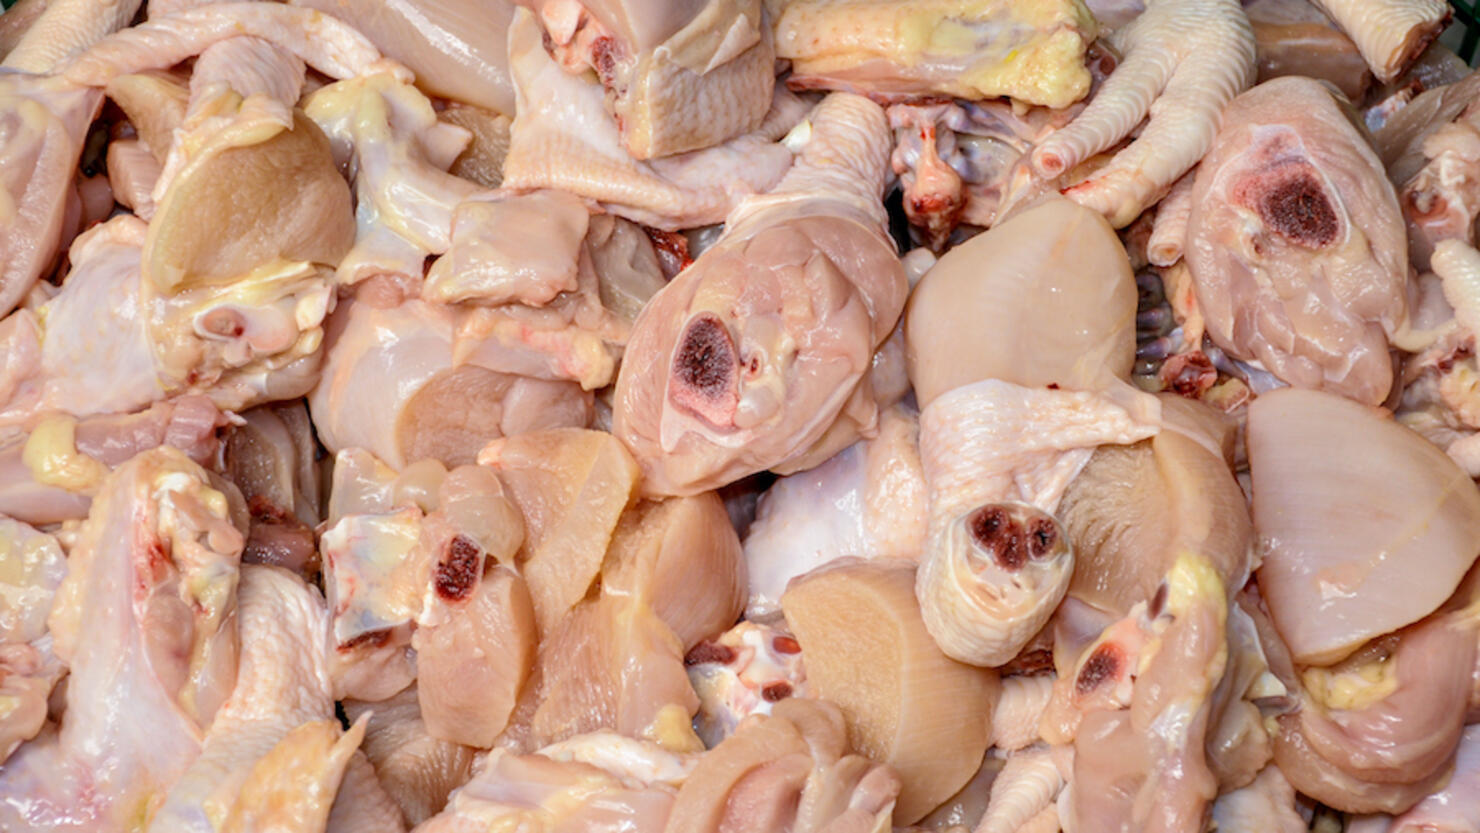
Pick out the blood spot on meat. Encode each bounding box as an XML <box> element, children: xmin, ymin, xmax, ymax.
<box><xmin>772</xmin><ymin>635</ymin><xmax>801</xmax><ymax>654</ymax></box>
<box><xmin>434</xmin><ymin>535</ymin><xmax>482</xmax><ymax>602</ymax></box>
<box><xmin>669</xmin><ymin>313</ymin><xmax>739</xmax><ymax>426</ymax></box>
<box><xmin>339</xmin><ymin>629</ymin><xmax>392</xmax><ymax>652</ymax></box>
<box><xmin>1076</xmin><ymin>644</ymin><xmax>1122</xmax><ymax>695</ymax></box>
<box><xmin>967</xmin><ymin>506</ymin><xmax>1026</xmax><ymax>571</ymax></box>
<box><xmin>643</xmin><ymin>227</ymin><xmax>691</xmax><ymax>279</ymax></box>
<box><xmin>685</xmin><ymin>641</ymin><xmax>738</xmax><ymax>666</ymax></box>
<box><xmin>1159</xmin><ymin>351</ymin><xmax>1217</xmax><ymax>398</ymax></box>
<box><xmin>591</xmin><ymin>37</ymin><xmax>619</xmax><ymax>86</ymax></box>
<box><xmin>761</xmin><ymin>682</ymin><xmax>793</xmax><ymax>702</ymax></box>
<box><xmin>1150</xmin><ymin>582</ymin><xmax>1170</xmax><ymax>618</ymax></box>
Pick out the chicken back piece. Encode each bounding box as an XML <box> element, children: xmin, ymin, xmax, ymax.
<box><xmin>612</xmin><ymin>92</ymin><xmax>907</xmax><ymax>496</ymax></box>
<box><xmin>1185</xmin><ymin>75</ymin><xmax>1409</xmax><ymax>405</ymax></box>
<box><xmin>772</xmin><ymin>0</ymin><xmax>1097</xmax><ymax>109</ymax></box>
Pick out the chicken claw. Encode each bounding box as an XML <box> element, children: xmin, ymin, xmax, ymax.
<box><xmin>1031</xmin><ymin>0</ymin><xmax>1256</xmax><ymax>227</ymax></box>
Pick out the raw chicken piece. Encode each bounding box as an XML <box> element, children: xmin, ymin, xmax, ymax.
<box><xmin>1398</xmin><ymin>96</ymin><xmax>1480</xmax><ymax>271</ymax></box>
<box><xmin>1243</xmin><ymin>0</ymin><xmax>1371</xmax><ymax>101</ymax></box>
<box><xmin>413</xmin><ymin>565</ymin><xmax>537</xmax><ymax>748</ymax></box>
<box><xmin>506</xmin><ymin>593</ymin><xmax>701</xmax><ymax>752</ymax></box>
<box><xmin>685</xmin><ymin>620</ymin><xmax>808</xmax><ymax>747</ymax></box>
<box><xmin>1272</xmin><ymin>605</ymin><xmax>1477</xmax><ymax>813</ymax></box>
<box><xmin>601</xmin><ymin>491</ymin><xmax>746</xmax><ymax>651</ymax></box>
<box><xmin>913</xmin><ymin>379</ymin><xmax>1159</xmax><ymax>666</ymax></box>
<box><xmin>1209</xmin><ymin>765</ymin><xmax>1307</xmax><ymax>833</ymax></box>
<box><xmin>781</xmin><ymin>558</ymin><xmax>996</xmax><ymax>824</ymax></box>
<box><xmin>342</xmin><ymin>689</ymin><xmax>475</xmax><ymax>826</ymax></box>
<box><xmin>1185</xmin><ymin>76</ymin><xmax>1409</xmax><ymax>405</ymax></box>
<box><xmin>323</xmin><ymin>455</ymin><xmax>529</xmax><ymax>706</ymax></box>
<box><xmin>1058</xmin><ymin>554</ymin><xmax>1227</xmax><ymax>833</ymax></box>
<box><xmin>63</xmin><ymin>3</ymin><xmax>388</xmax><ymax>87</ymax></box>
<box><xmin>0</xmin><ymin>215</ymin><xmax>336</xmax><ymax>431</ymax></box>
<box><xmin>665</xmin><ymin>698</ymin><xmax>900</xmax><ymax>832</ymax></box>
<box><xmin>140</xmin><ymin>56</ymin><xmax>354</xmax><ymax>294</ymax></box>
<box><xmin>905</xmin><ymin>197</ymin><xmax>1138</xmax><ymax>408</ymax></box>
<box><xmin>320</xmin><ymin>505</ymin><xmax>425</xmax><ymax>702</ymax></box>
<box><xmin>613</xmin><ymin>93</ymin><xmax>907</xmax><ymax>495</ymax></box>
<box><xmin>308</xmin><ymin>298</ymin><xmax>592</xmax><ymax>469</ymax></box>
<box><xmin>1031</xmin><ymin>0</ymin><xmax>1256</xmax><ymax>227</ymax></box>
<box><xmin>0</xmin><ymin>448</ymin><xmax>245</xmax><ymax>831</ymax></box>
<box><xmin>1249</xmin><ymin>388</ymin><xmax>1480</xmax><ymax>666</ymax></box>
<box><xmin>303</xmin><ymin>71</ymin><xmax>479</xmax><ymax>292</ymax></box>
<box><xmin>0</xmin><ymin>639</ymin><xmax>63</xmax><ymax>766</ymax></box>
<box><xmin>0</xmin><ymin>396</ymin><xmax>226</xmax><ymax>526</ymax></box>
<box><xmin>290</xmin><ymin>0</ymin><xmax>517</xmax><ymax>116</ymax></box>
<box><xmin>149</xmin><ymin>565</ymin><xmax>379</xmax><ymax>833</ymax></box>
<box><xmin>501</xmin><ymin>8</ymin><xmax>803</xmax><ymax>230</ymax></box>
<box><xmin>888</xmin><ymin>94</ymin><xmax>1093</xmax><ymax>247</ymax></box>
<box><xmin>225</xmin><ymin>402</ymin><xmax>321</xmax><ymax>576</ymax></box>
<box><xmin>773</xmin><ymin>0</ymin><xmax>1097</xmax><ymax>108</ymax></box>
<box><xmin>1308</xmin><ymin>0</ymin><xmax>1448</xmax><ymax>84</ymax></box>
<box><xmin>1348</xmin><ymin>724</ymin><xmax>1480</xmax><ymax>833</ymax></box>
<box><xmin>478</xmin><ymin>428</ymin><xmax>640</xmax><ymax>636</ymax></box>
<box><xmin>974</xmin><ymin>747</ymin><xmax>1062</xmax><ymax>833</ymax></box>
<box><xmin>0</xmin><ymin>519</ymin><xmax>66</xmax><ymax>763</ymax></box>
<box><xmin>0</xmin><ymin>519</ymin><xmax>64</xmax><ymax>648</ymax></box>
<box><xmin>106</xmin><ymin>138</ymin><xmax>163</xmax><ymax>218</ymax></box>
<box><xmin>422</xmin><ymin>190</ymin><xmax>592</xmax><ymax>308</ymax></box>
<box><xmin>1396</xmin><ymin>251</ymin><xmax>1480</xmax><ymax>475</ymax></box>
<box><xmin>4</xmin><ymin>0</ymin><xmax>133</xmax><ymax>72</ymax></box>
<box><xmin>415</xmin><ymin>739</ymin><xmax>680</xmax><ymax>832</ymax></box>
<box><xmin>741</xmin><ymin>403</ymin><xmax>927</xmax><ymax>620</ymax></box>
<box><xmin>532</xmin><ymin>0</ymin><xmax>775</xmax><ymax>159</ymax></box>
<box><xmin>329</xmin><ymin>752</ymin><xmax>410</xmax><ymax>833</ymax></box>
<box><xmin>0</xmin><ymin>0</ymin><xmax>131</xmax><ymax>318</ymax></box>
<box><xmin>440</xmin><ymin>104</ymin><xmax>512</xmax><ymax>188</ymax></box>
<box><xmin>1058</xmin><ymin>396</ymin><xmax>1252</xmax><ymax>617</ymax></box>
<box><xmin>991</xmin><ymin>675</ymin><xmax>1055</xmax><ymax>751</ymax></box>
<box><xmin>441</xmin><ymin>210</ymin><xmax>654</xmax><ymax>391</ymax></box>
<box><xmin>0</xmin><ymin>0</ymin><xmax>51</xmax><ymax>59</ymax></box>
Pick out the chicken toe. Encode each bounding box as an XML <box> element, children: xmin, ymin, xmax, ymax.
<box><xmin>1031</xmin><ymin>0</ymin><xmax>1256</xmax><ymax>227</ymax></box>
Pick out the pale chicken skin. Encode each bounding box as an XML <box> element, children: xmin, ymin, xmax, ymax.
<box><xmin>1185</xmin><ymin>76</ymin><xmax>1409</xmax><ymax>405</ymax></box>
<box><xmin>613</xmin><ymin>92</ymin><xmax>907</xmax><ymax>495</ymax></box>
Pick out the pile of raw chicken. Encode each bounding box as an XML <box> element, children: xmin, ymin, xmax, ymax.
<box><xmin>6</xmin><ymin>0</ymin><xmax>1480</xmax><ymax>828</ymax></box>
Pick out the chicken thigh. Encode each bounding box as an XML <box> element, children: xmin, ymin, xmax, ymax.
<box><xmin>613</xmin><ymin>92</ymin><xmax>907</xmax><ymax>495</ymax></box>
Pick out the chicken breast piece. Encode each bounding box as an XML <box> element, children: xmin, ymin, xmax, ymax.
<box><xmin>290</xmin><ymin>0</ymin><xmax>518</xmax><ymax>116</ymax></box>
